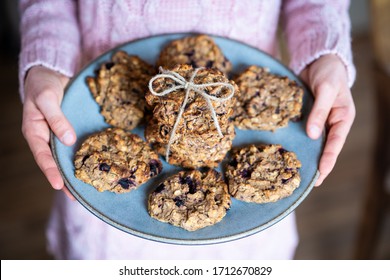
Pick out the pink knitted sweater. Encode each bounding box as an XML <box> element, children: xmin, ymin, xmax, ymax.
<box><xmin>19</xmin><ymin>0</ymin><xmax>355</xmax><ymax>98</ymax></box>
<box><xmin>18</xmin><ymin>0</ymin><xmax>355</xmax><ymax>260</ymax></box>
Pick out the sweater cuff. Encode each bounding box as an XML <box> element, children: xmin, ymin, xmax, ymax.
<box><xmin>289</xmin><ymin>31</ymin><xmax>356</xmax><ymax>89</ymax></box>
<box><xmin>19</xmin><ymin>40</ymin><xmax>81</xmax><ymax>102</ymax></box>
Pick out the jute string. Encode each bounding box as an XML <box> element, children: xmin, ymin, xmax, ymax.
<box><xmin>148</xmin><ymin>67</ymin><xmax>235</xmax><ymax>162</ymax></box>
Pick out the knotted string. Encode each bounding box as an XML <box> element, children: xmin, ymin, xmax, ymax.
<box><xmin>148</xmin><ymin>67</ymin><xmax>235</xmax><ymax>163</ymax></box>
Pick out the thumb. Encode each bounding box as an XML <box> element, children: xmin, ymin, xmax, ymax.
<box><xmin>306</xmin><ymin>81</ymin><xmax>337</xmax><ymax>139</ymax></box>
<box><xmin>300</xmin><ymin>63</ymin><xmax>338</xmax><ymax>140</ymax></box>
<box><xmin>25</xmin><ymin>66</ymin><xmax>76</xmax><ymax>146</ymax></box>
<box><xmin>35</xmin><ymin>87</ymin><xmax>77</xmax><ymax>146</ymax></box>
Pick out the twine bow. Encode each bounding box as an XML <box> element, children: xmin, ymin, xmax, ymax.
<box><xmin>148</xmin><ymin>67</ymin><xmax>235</xmax><ymax>162</ymax></box>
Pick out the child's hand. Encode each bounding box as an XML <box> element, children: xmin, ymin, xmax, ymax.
<box><xmin>22</xmin><ymin>66</ymin><xmax>76</xmax><ymax>198</ymax></box>
<box><xmin>300</xmin><ymin>54</ymin><xmax>355</xmax><ymax>186</ymax></box>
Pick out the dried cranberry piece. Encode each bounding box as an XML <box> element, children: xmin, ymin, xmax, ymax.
<box><xmin>180</xmin><ymin>176</ymin><xmax>197</xmax><ymax>194</ymax></box>
<box><xmin>117</xmin><ymin>178</ymin><xmax>135</xmax><ymax>189</ymax></box>
<box><xmin>174</xmin><ymin>197</ymin><xmax>185</xmax><ymax>207</ymax></box>
<box><xmin>240</xmin><ymin>169</ymin><xmax>252</xmax><ymax>179</ymax></box>
<box><xmin>99</xmin><ymin>163</ymin><xmax>111</xmax><ymax>172</ymax></box>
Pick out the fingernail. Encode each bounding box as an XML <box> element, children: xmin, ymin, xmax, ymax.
<box><xmin>61</xmin><ymin>131</ymin><xmax>75</xmax><ymax>145</ymax></box>
<box><xmin>308</xmin><ymin>125</ymin><xmax>321</xmax><ymax>139</ymax></box>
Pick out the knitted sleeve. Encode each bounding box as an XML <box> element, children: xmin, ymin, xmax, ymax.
<box><xmin>281</xmin><ymin>0</ymin><xmax>356</xmax><ymax>87</ymax></box>
<box><xmin>18</xmin><ymin>0</ymin><xmax>81</xmax><ymax>100</ymax></box>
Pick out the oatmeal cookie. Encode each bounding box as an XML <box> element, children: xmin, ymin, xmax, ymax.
<box><xmin>145</xmin><ymin>64</ymin><xmax>238</xmax><ymax>168</ymax></box>
<box><xmin>231</xmin><ymin>65</ymin><xmax>303</xmax><ymax>131</ymax></box>
<box><xmin>74</xmin><ymin>128</ymin><xmax>162</xmax><ymax>194</ymax></box>
<box><xmin>225</xmin><ymin>144</ymin><xmax>301</xmax><ymax>203</ymax></box>
<box><xmin>157</xmin><ymin>34</ymin><xmax>232</xmax><ymax>74</ymax></box>
<box><xmin>86</xmin><ymin>51</ymin><xmax>156</xmax><ymax>130</ymax></box>
<box><xmin>148</xmin><ymin>169</ymin><xmax>231</xmax><ymax>231</ymax></box>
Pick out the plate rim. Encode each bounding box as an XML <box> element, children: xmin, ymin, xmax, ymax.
<box><xmin>50</xmin><ymin>32</ymin><xmax>325</xmax><ymax>245</ymax></box>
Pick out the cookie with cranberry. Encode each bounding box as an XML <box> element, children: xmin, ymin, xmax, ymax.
<box><xmin>157</xmin><ymin>34</ymin><xmax>232</xmax><ymax>74</ymax></box>
<box><xmin>225</xmin><ymin>144</ymin><xmax>301</xmax><ymax>203</ymax></box>
<box><xmin>74</xmin><ymin>128</ymin><xmax>162</xmax><ymax>193</ymax></box>
<box><xmin>148</xmin><ymin>169</ymin><xmax>231</xmax><ymax>231</ymax></box>
<box><xmin>87</xmin><ymin>51</ymin><xmax>156</xmax><ymax>130</ymax></box>
<box><xmin>232</xmin><ymin>65</ymin><xmax>303</xmax><ymax>131</ymax></box>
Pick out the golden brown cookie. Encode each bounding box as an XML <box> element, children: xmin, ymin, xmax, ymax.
<box><xmin>87</xmin><ymin>51</ymin><xmax>156</xmax><ymax>130</ymax></box>
<box><xmin>74</xmin><ymin>128</ymin><xmax>162</xmax><ymax>193</ymax></box>
<box><xmin>157</xmin><ymin>34</ymin><xmax>232</xmax><ymax>74</ymax></box>
<box><xmin>148</xmin><ymin>169</ymin><xmax>231</xmax><ymax>231</ymax></box>
<box><xmin>232</xmin><ymin>66</ymin><xmax>303</xmax><ymax>131</ymax></box>
<box><xmin>225</xmin><ymin>144</ymin><xmax>301</xmax><ymax>203</ymax></box>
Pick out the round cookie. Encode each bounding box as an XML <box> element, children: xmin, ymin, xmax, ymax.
<box><xmin>145</xmin><ymin>64</ymin><xmax>238</xmax><ymax>168</ymax></box>
<box><xmin>231</xmin><ymin>65</ymin><xmax>303</xmax><ymax>131</ymax></box>
<box><xmin>86</xmin><ymin>51</ymin><xmax>156</xmax><ymax>130</ymax></box>
<box><xmin>156</xmin><ymin>34</ymin><xmax>232</xmax><ymax>74</ymax></box>
<box><xmin>225</xmin><ymin>144</ymin><xmax>301</xmax><ymax>203</ymax></box>
<box><xmin>74</xmin><ymin>128</ymin><xmax>162</xmax><ymax>194</ymax></box>
<box><xmin>148</xmin><ymin>169</ymin><xmax>231</xmax><ymax>231</ymax></box>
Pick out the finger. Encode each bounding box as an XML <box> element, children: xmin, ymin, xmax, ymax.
<box><xmin>22</xmin><ymin>102</ymin><xmax>65</xmax><ymax>190</ymax></box>
<box><xmin>314</xmin><ymin>107</ymin><xmax>355</xmax><ymax>186</ymax></box>
<box><xmin>306</xmin><ymin>82</ymin><xmax>338</xmax><ymax>139</ymax></box>
<box><xmin>35</xmin><ymin>89</ymin><xmax>76</xmax><ymax>146</ymax></box>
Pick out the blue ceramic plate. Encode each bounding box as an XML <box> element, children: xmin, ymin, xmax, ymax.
<box><xmin>51</xmin><ymin>34</ymin><xmax>324</xmax><ymax>245</ymax></box>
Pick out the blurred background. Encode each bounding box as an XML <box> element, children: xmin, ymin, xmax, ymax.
<box><xmin>0</xmin><ymin>0</ymin><xmax>389</xmax><ymax>259</ymax></box>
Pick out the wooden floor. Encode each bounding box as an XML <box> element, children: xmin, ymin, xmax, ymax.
<box><xmin>0</xmin><ymin>34</ymin><xmax>389</xmax><ymax>260</ymax></box>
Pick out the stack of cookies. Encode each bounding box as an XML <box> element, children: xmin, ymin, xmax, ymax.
<box><xmin>145</xmin><ymin>64</ymin><xmax>237</xmax><ymax>168</ymax></box>
<box><xmin>74</xmin><ymin>34</ymin><xmax>304</xmax><ymax>231</ymax></box>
